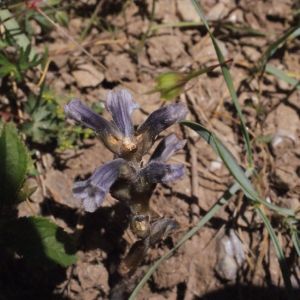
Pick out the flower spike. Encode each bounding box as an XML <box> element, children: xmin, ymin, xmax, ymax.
<box><xmin>67</xmin><ymin>89</ymin><xmax>188</xmax><ymax>275</ymax></box>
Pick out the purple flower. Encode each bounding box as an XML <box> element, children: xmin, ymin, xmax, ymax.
<box><xmin>138</xmin><ymin>133</ymin><xmax>187</xmax><ymax>185</ymax></box>
<box><xmin>137</xmin><ymin>103</ymin><xmax>188</xmax><ymax>156</ymax></box>
<box><xmin>72</xmin><ymin>159</ymin><xmax>133</xmax><ymax>212</ymax></box>
<box><xmin>110</xmin><ymin>133</ymin><xmax>186</xmax><ymax>215</ymax></box>
<box><xmin>65</xmin><ymin>98</ymin><xmax>124</xmax><ymax>156</ymax></box>
<box><xmin>106</xmin><ymin>89</ymin><xmax>140</xmax><ymax>139</ymax></box>
<box><xmin>149</xmin><ymin>133</ymin><xmax>186</xmax><ymax>162</ymax></box>
<box><xmin>65</xmin><ymin>89</ymin><xmax>188</xmax><ymax>158</ymax></box>
<box><xmin>65</xmin><ymin>89</ymin><xmax>188</xmax><ymax>213</ymax></box>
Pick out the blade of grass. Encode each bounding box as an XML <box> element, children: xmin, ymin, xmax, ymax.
<box><xmin>292</xmin><ymin>231</ymin><xmax>300</xmax><ymax>257</ymax></box>
<box><xmin>255</xmin><ymin>206</ymin><xmax>294</xmax><ymax>300</ymax></box>
<box><xmin>151</xmin><ymin>21</ymin><xmax>203</xmax><ymax>31</ymax></box>
<box><xmin>258</xmin><ymin>23</ymin><xmax>300</xmax><ymax>68</ymax></box>
<box><xmin>79</xmin><ymin>0</ymin><xmax>104</xmax><ymax>43</ymax></box>
<box><xmin>0</xmin><ymin>9</ymin><xmax>40</xmax><ymax>65</ymax></box>
<box><xmin>291</xmin><ymin>27</ymin><xmax>300</xmax><ymax>38</ymax></box>
<box><xmin>265</xmin><ymin>64</ymin><xmax>300</xmax><ymax>90</ymax></box>
<box><xmin>129</xmin><ymin>170</ymin><xmax>252</xmax><ymax>300</ymax></box>
<box><xmin>181</xmin><ymin>120</ymin><xmax>295</xmax><ymax>217</ymax></box>
<box><xmin>190</xmin><ymin>0</ymin><xmax>253</xmax><ymax>167</ymax></box>
<box><xmin>221</xmin><ymin>23</ymin><xmax>269</xmax><ymax>36</ymax></box>
<box><xmin>293</xmin><ymin>8</ymin><xmax>300</xmax><ymax>16</ymax></box>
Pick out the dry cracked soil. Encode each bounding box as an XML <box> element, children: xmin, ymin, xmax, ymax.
<box><xmin>1</xmin><ymin>0</ymin><xmax>300</xmax><ymax>299</ymax></box>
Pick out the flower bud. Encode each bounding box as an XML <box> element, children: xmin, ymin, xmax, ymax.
<box><xmin>154</xmin><ymin>71</ymin><xmax>186</xmax><ymax>100</ymax></box>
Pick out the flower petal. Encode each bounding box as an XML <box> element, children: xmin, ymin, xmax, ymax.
<box><xmin>72</xmin><ymin>159</ymin><xmax>130</xmax><ymax>212</ymax></box>
<box><xmin>82</xmin><ymin>187</ymin><xmax>106</xmax><ymax>213</ymax></box>
<box><xmin>65</xmin><ymin>98</ymin><xmax>123</xmax><ymax>154</ymax></box>
<box><xmin>150</xmin><ymin>133</ymin><xmax>186</xmax><ymax>162</ymax></box>
<box><xmin>139</xmin><ymin>161</ymin><xmax>186</xmax><ymax>184</ymax></box>
<box><xmin>137</xmin><ymin>103</ymin><xmax>188</xmax><ymax>155</ymax></box>
<box><xmin>149</xmin><ymin>218</ymin><xmax>179</xmax><ymax>247</ymax></box>
<box><xmin>106</xmin><ymin>89</ymin><xmax>140</xmax><ymax>138</ymax></box>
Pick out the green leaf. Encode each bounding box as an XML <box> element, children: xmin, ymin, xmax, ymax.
<box><xmin>0</xmin><ymin>9</ymin><xmax>40</xmax><ymax>68</ymax></box>
<box><xmin>256</xmin><ymin>207</ymin><xmax>294</xmax><ymax>300</ymax></box>
<box><xmin>0</xmin><ymin>216</ymin><xmax>78</xmax><ymax>268</ymax></box>
<box><xmin>266</xmin><ymin>64</ymin><xmax>300</xmax><ymax>90</ymax></box>
<box><xmin>21</xmin><ymin>121</ymin><xmax>55</xmax><ymax>144</ymax></box>
<box><xmin>258</xmin><ymin>24</ymin><xmax>300</xmax><ymax>68</ymax></box>
<box><xmin>21</xmin><ymin>95</ymin><xmax>60</xmax><ymax>144</ymax></box>
<box><xmin>14</xmin><ymin>180</ymin><xmax>37</xmax><ymax>204</ymax></box>
<box><xmin>91</xmin><ymin>102</ymin><xmax>105</xmax><ymax>114</ymax></box>
<box><xmin>181</xmin><ymin>120</ymin><xmax>294</xmax><ymax>217</ymax></box>
<box><xmin>292</xmin><ymin>231</ymin><xmax>300</xmax><ymax>257</ymax></box>
<box><xmin>0</xmin><ymin>123</ymin><xmax>28</xmax><ymax>205</ymax></box>
<box><xmin>55</xmin><ymin>11</ymin><xmax>69</xmax><ymax>28</ymax></box>
<box><xmin>255</xmin><ymin>134</ymin><xmax>272</xmax><ymax>143</ymax></box>
<box><xmin>27</xmin><ymin>167</ymin><xmax>41</xmax><ymax>176</ymax></box>
<box><xmin>33</xmin><ymin>14</ymin><xmax>53</xmax><ymax>32</ymax></box>
<box><xmin>19</xmin><ymin>44</ymin><xmax>31</xmax><ymax>65</ymax></box>
<box><xmin>27</xmin><ymin>155</ymin><xmax>41</xmax><ymax>175</ymax></box>
<box><xmin>0</xmin><ymin>53</ymin><xmax>14</xmax><ymax>66</ymax></box>
<box><xmin>45</xmin><ymin>0</ymin><xmax>63</xmax><ymax>5</ymax></box>
<box><xmin>0</xmin><ymin>65</ymin><xmax>14</xmax><ymax>78</ymax></box>
<box><xmin>190</xmin><ymin>0</ymin><xmax>253</xmax><ymax>167</ymax></box>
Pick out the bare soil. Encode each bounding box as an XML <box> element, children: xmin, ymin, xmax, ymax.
<box><xmin>2</xmin><ymin>0</ymin><xmax>300</xmax><ymax>299</ymax></box>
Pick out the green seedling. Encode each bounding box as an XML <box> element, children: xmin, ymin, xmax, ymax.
<box><xmin>0</xmin><ymin>44</ymin><xmax>41</xmax><ymax>82</ymax></box>
<box><xmin>0</xmin><ymin>123</ymin><xmax>78</xmax><ymax>268</ymax></box>
<box><xmin>20</xmin><ymin>86</ymin><xmax>94</xmax><ymax>150</ymax></box>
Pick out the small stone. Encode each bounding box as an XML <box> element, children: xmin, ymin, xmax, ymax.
<box><xmin>265</xmin><ymin>103</ymin><xmax>299</xmax><ymax>156</ymax></box>
<box><xmin>267</xmin><ymin>3</ymin><xmax>290</xmax><ymax>19</ymax></box>
<box><xmin>147</xmin><ymin>35</ymin><xmax>184</xmax><ymax>66</ymax></box>
<box><xmin>30</xmin><ymin>19</ymin><xmax>41</xmax><ymax>35</ymax></box>
<box><xmin>228</xmin><ymin>8</ymin><xmax>244</xmax><ymax>23</ymax></box>
<box><xmin>68</xmin><ymin>18</ymin><xmax>82</xmax><ymax>35</ymax></box>
<box><xmin>45</xmin><ymin>169</ymin><xmax>80</xmax><ymax>208</ymax></box>
<box><xmin>176</xmin><ymin>0</ymin><xmax>200</xmax><ymax>22</ymax></box>
<box><xmin>105</xmin><ymin>53</ymin><xmax>137</xmax><ymax>82</ymax></box>
<box><xmin>287</xmin><ymin>90</ymin><xmax>300</xmax><ymax>110</ymax></box>
<box><xmin>206</xmin><ymin>2</ymin><xmax>229</xmax><ymax>21</ymax></box>
<box><xmin>277</xmin><ymin>77</ymin><xmax>290</xmax><ymax>90</ymax></box>
<box><xmin>215</xmin><ymin>230</ymin><xmax>245</xmax><ymax>281</ymax></box>
<box><xmin>149</xmin><ymin>295</ymin><xmax>166</xmax><ymax>300</ymax></box>
<box><xmin>244</xmin><ymin>12</ymin><xmax>260</xmax><ymax>30</ymax></box>
<box><xmin>77</xmin><ymin>262</ymin><xmax>109</xmax><ymax>293</ymax></box>
<box><xmin>53</xmin><ymin>77</ymin><xmax>66</xmax><ymax>94</ymax></box>
<box><xmin>276</xmin><ymin>104</ymin><xmax>298</xmax><ymax>138</ymax></box>
<box><xmin>278</xmin><ymin>197</ymin><xmax>300</xmax><ymax>211</ymax></box>
<box><xmin>271</xmin><ymin>165</ymin><xmax>298</xmax><ymax>189</ymax></box>
<box><xmin>61</xmin><ymin>72</ymin><xmax>76</xmax><ymax>85</ymax></box>
<box><xmin>78</xmin><ymin>289</ymin><xmax>100</xmax><ymax>300</ymax></box>
<box><xmin>69</xmin><ymin>279</ymin><xmax>82</xmax><ymax>293</ymax></box>
<box><xmin>72</xmin><ymin>64</ymin><xmax>104</xmax><ymax>88</ymax></box>
<box><xmin>149</xmin><ymin>0</ymin><xmax>177</xmax><ymax>23</ymax></box>
<box><xmin>190</xmin><ymin>39</ymin><xmax>228</xmax><ymax>63</ymax></box>
<box><xmin>48</xmin><ymin>42</ymin><xmax>69</xmax><ymax>68</ymax></box>
<box><xmin>242</xmin><ymin>46</ymin><xmax>261</xmax><ymax>63</ymax></box>
<box><xmin>271</xmin><ymin>129</ymin><xmax>296</xmax><ymax>157</ymax></box>
<box><xmin>239</xmin><ymin>36</ymin><xmax>267</xmax><ymax>48</ymax></box>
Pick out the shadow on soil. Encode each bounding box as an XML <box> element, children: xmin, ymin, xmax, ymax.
<box><xmin>194</xmin><ymin>284</ymin><xmax>300</xmax><ymax>300</ymax></box>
